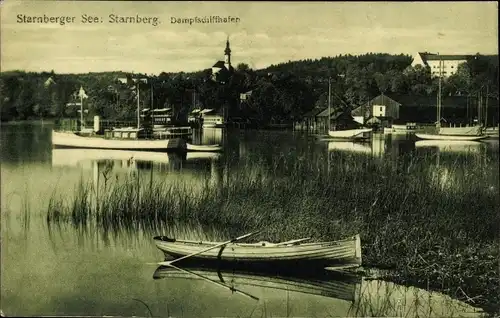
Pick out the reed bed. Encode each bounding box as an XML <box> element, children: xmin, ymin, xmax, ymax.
<box><xmin>46</xmin><ymin>150</ymin><xmax>499</xmax><ymax>314</ymax></box>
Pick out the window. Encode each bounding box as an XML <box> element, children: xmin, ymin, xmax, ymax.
<box><xmin>380</xmin><ymin>107</ymin><xmax>383</xmax><ymax>112</ymax></box>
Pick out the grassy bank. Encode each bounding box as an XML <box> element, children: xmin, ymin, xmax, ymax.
<box><xmin>46</xmin><ymin>151</ymin><xmax>499</xmax><ymax>314</ymax></box>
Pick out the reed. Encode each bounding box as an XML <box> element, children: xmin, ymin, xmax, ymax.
<box><xmin>46</xmin><ymin>150</ymin><xmax>499</xmax><ymax>314</ymax></box>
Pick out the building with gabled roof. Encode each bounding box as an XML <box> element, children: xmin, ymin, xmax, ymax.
<box><xmin>351</xmin><ymin>94</ymin><xmax>402</xmax><ymax>126</ymax></box>
<box><xmin>411</xmin><ymin>52</ymin><xmax>470</xmax><ymax>77</ymax></box>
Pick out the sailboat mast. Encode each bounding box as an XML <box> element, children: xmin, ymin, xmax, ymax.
<box><xmin>437</xmin><ymin>54</ymin><xmax>442</xmax><ymax>128</ymax></box>
<box><xmin>437</xmin><ymin>53</ymin><xmax>443</xmax><ymax>127</ymax></box>
<box><xmin>485</xmin><ymin>85</ymin><xmax>489</xmax><ymax>127</ymax></box>
<box><xmin>80</xmin><ymin>92</ymin><xmax>84</xmax><ymax>128</ymax></box>
<box><xmin>328</xmin><ymin>77</ymin><xmax>331</xmax><ymax>132</ymax></box>
<box><xmin>478</xmin><ymin>89</ymin><xmax>482</xmax><ymax>126</ymax></box>
<box><xmin>137</xmin><ymin>82</ymin><xmax>140</xmax><ymax>129</ymax></box>
<box><xmin>151</xmin><ymin>79</ymin><xmax>154</xmax><ymax>124</ymax></box>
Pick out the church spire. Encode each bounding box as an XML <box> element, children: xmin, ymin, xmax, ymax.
<box><xmin>224</xmin><ymin>36</ymin><xmax>231</xmax><ymax>69</ymax></box>
<box><xmin>225</xmin><ymin>36</ymin><xmax>231</xmax><ymax>55</ymax></box>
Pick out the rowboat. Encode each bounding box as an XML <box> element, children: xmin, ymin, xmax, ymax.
<box><xmin>186</xmin><ymin>143</ymin><xmax>223</xmax><ymax>152</ymax></box>
<box><xmin>52</xmin><ymin>131</ymin><xmax>186</xmax><ymax>151</ymax></box>
<box><xmin>153</xmin><ymin>265</ymin><xmax>361</xmax><ymax>303</ymax></box>
<box><xmin>328</xmin><ymin>129</ymin><xmax>372</xmax><ymax>140</ymax></box>
<box><xmin>153</xmin><ymin>234</ymin><xmax>362</xmax><ymax>269</ymax></box>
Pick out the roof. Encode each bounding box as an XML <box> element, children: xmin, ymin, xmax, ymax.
<box><xmin>303</xmin><ymin>107</ymin><xmax>326</xmax><ymax>118</ymax></box>
<box><xmin>316</xmin><ymin>108</ymin><xmax>336</xmax><ymax>117</ymax></box>
<box><xmin>418</xmin><ymin>52</ymin><xmax>469</xmax><ymax>63</ymax></box>
<box><xmin>352</xmin><ymin>94</ymin><xmax>401</xmax><ymax>116</ymax></box>
<box><xmin>200</xmin><ymin>108</ymin><xmax>214</xmax><ymax>114</ymax></box>
<box><xmin>212</xmin><ymin>61</ymin><xmax>226</xmax><ymax>68</ymax></box>
<box><xmin>331</xmin><ymin>111</ymin><xmax>353</xmax><ymax>120</ymax></box>
<box><xmin>152</xmin><ymin>108</ymin><xmax>172</xmax><ymax>113</ymax></box>
<box><xmin>382</xmin><ymin>94</ymin><xmax>498</xmax><ymax>109</ymax></box>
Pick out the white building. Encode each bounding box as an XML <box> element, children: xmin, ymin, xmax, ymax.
<box><xmin>411</xmin><ymin>52</ymin><xmax>469</xmax><ymax>77</ymax></box>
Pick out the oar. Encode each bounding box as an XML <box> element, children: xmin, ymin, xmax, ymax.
<box><xmin>166</xmin><ymin>263</ymin><xmax>260</xmax><ymax>301</ymax></box>
<box><xmin>158</xmin><ymin>231</ymin><xmax>260</xmax><ymax>266</ymax></box>
<box><xmin>275</xmin><ymin>237</ymin><xmax>311</xmax><ymax>246</ymax></box>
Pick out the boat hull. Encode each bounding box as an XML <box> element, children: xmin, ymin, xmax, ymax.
<box><xmin>415</xmin><ymin>133</ymin><xmax>488</xmax><ymax>141</ymax></box>
<box><xmin>153</xmin><ymin>234</ymin><xmax>362</xmax><ymax>269</ymax></box>
<box><xmin>52</xmin><ymin>131</ymin><xmax>186</xmax><ymax>151</ymax></box>
<box><xmin>186</xmin><ymin>143</ymin><xmax>223</xmax><ymax>152</ymax></box>
<box><xmin>328</xmin><ymin>129</ymin><xmax>372</xmax><ymax>140</ymax></box>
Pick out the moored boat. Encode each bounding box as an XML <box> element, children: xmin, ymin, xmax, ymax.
<box><xmin>328</xmin><ymin>128</ymin><xmax>373</xmax><ymax>140</ymax></box>
<box><xmin>186</xmin><ymin>143</ymin><xmax>223</xmax><ymax>152</ymax></box>
<box><xmin>52</xmin><ymin>131</ymin><xmax>186</xmax><ymax>151</ymax></box>
<box><xmin>484</xmin><ymin>126</ymin><xmax>499</xmax><ymax>138</ymax></box>
<box><xmin>153</xmin><ymin>234</ymin><xmax>362</xmax><ymax>269</ymax></box>
<box><xmin>414</xmin><ymin>132</ymin><xmax>487</xmax><ymax>141</ymax></box>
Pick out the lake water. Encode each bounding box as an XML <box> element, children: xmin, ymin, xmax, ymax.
<box><xmin>1</xmin><ymin>121</ymin><xmax>496</xmax><ymax>317</ymax></box>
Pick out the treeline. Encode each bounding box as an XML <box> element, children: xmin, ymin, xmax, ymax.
<box><xmin>1</xmin><ymin>53</ymin><xmax>498</xmax><ymax>124</ymax></box>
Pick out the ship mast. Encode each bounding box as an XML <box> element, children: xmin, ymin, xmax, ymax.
<box><xmin>437</xmin><ymin>53</ymin><xmax>442</xmax><ymax>129</ymax></box>
<box><xmin>328</xmin><ymin>76</ymin><xmax>331</xmax><ymax>132</ymax></box>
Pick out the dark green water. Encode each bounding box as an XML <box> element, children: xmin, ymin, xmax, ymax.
<box><xmin>1</xmin><ymin>121</ymin><xmax>496</xmax><ymax>317</ymax></box>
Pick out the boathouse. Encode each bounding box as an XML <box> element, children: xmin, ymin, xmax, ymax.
<box><xmin>391</xmin><ymin>94</ymin><xmax>499</xmax><ymax>126</ymax></box>
<box><xmin>351</xmin><ymin>94</ymin><xmax>401</xmax><ymax>128</ymax></box>
<box><xmin>351</xmin><ymin>93</ymin><xmax>499</xmax><ymax>126</ymax></box>
<box><xmin>295</xmin><ymin>107</ymin><xmax>325</xmax><ymax>131</ymax></box>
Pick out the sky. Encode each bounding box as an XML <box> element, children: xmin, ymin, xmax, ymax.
<box><xmin>0</xmin><ymin>1</ymin><xmax>498</xmax><ymax>74</ymax></box>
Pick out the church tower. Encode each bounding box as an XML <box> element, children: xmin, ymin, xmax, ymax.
<box><xmin>224</xmin><ymin>37</ymin><xmax>231</xmax><ymax>70</ymax></box>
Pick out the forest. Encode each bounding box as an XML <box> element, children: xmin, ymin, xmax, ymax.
<box><xmin>0</xmin><ymin>53</ymin><xmax>498</xmax><ymax>125</ymax></box>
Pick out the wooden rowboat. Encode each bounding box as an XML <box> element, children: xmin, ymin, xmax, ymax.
<box><xmin>52</xmin><ymin>131</ymin><xmax>186</xmax><ymax>151</ymax></box>
<box><xmin>153</xmin><ymin>234</ymin><xmax>362</xmax><ymax>269</ymax></box>
<box><xmin>186</xmin><ymin>143</ymin><xmax>223</xmax><ymax>152</ymax></box>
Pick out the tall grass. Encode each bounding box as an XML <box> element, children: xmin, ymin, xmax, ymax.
<box><xmin>46</xmin><ymin>150</ymin><xmax>499</xmax><ymax>314</ymax></box>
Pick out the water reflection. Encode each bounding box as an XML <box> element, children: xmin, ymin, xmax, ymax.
<box><xmin>191</xmin><ymin>127</ymin><xmax>224</xmax><ymax>145</ymax></box>
<box><xmin>51</xmin><ymin>149</ymin><xmax>221</xmax><ymax>170</ymax></box>
<box><xmin>0</xmin><ymin>121</ymin><xmax>52</xmax><ymax>164</ymax></box>
<box><xmin>50</xmin><ymin>148</ymin><xmax>226</xmax><ymax>198</ymax></box>
<box><xmin>152</xmin><ymin>265</ymin><xmax>482</xmax><ymax>318</ymax></box>
<box><xmin>415</xmin><ymin>140</ymin><xmax>485</xmax><ymax>154</ymax></box>
<box><xmin>326</xmin><ymin>133</ymin><xmax>416</xmax><ymax>158</ymax></box>
<box><xmin>2</xmin><ymin>123</ymin><xmax>498</xmax><ymax>317</ymax></box>
<box><xmin>328</xmin><ymin>141</ymin><xmax>372</xmax><ymax>154</ymax></box>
